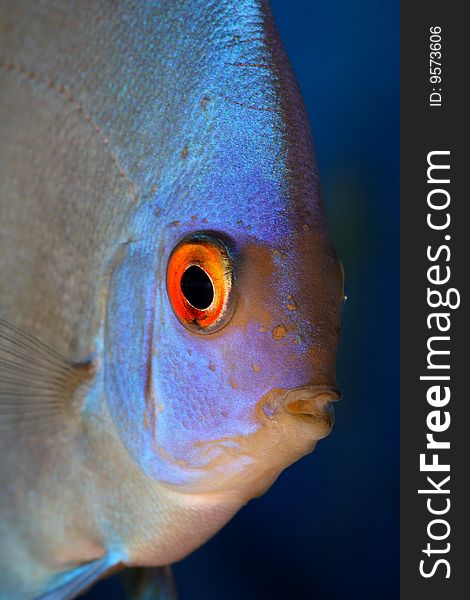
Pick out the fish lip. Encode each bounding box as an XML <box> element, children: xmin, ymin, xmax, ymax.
<box><xmin>284</xmin><ymin>385</ymin><xmax>342</xmax><ymax>417</ymax></box>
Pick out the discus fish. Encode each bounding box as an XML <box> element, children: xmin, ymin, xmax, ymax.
<box><xmin>0</xmin><ymin>1</ymin><xmax>343</xmax><ymax>598</ymax></box>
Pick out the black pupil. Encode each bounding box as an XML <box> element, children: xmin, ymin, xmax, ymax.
<box><xmin>181</xmin><ymin>265</ymin><xmax>214</xmax><ymax>310</ymax></box>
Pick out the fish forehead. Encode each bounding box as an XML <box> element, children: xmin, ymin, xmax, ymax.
<box><xmin>151</xmin><ymin>6</ymin><xmax>324</xmax><ymax>238</ymax></box>
<box><xmin>1</xmin><ymin>0</ymin><xmax>324</xmax><ymax>235</ymax></box>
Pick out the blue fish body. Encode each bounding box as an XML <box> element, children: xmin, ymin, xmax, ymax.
<box><xmin>0</xmin><ymin>1</ymin><xmax>343</xmax><ymax>598</ymax></box>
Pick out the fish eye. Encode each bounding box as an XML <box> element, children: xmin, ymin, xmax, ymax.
<box><xmin>181</xmin><ymin>265</ymin><xmax>214</xmax><ymax>310</ymax></box>
<box><xmin>166</xmin><ymin>234</ymin><xmax>236</xmax><ymax>333</ymax></box>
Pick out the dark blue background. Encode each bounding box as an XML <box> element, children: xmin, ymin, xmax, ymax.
<box><xmin>87</xmin><ymin>1</ymin><xmax>399</xmax><ymax>598</ymax></box>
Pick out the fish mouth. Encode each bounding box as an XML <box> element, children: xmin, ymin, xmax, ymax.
<box><xmin>258</xmin><ymin>383</ymin><xmax>342</xmax><ymax>446</ymax></box>
<box><xmin>284</xmin><ymin>385</ymin><xmax>341</xmax><ymax>421</ymax></box>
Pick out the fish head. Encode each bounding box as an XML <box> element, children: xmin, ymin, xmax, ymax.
<box><xmin>105</xmin><ymin>195</ymin><xmax>343</xmax><ymax>501</ymax></box>
<box><xmin>104</xmin><ymin>2</ymin><xmax>344</xmax><ymax>501</ymax></box>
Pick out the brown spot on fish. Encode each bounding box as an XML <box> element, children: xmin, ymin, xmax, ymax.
<box><xmin>191</xmin><ymin>215</ymin><xmax>197</xmax><ymax>221</ymax></box>
<box><xmin>303</xmin><ymin>224</ymin><xmax>310</xmax><ymax>232</ymax></box>
<box><xmin>151</xmin><ymin>183</ymin><xmax>158</xmax><ymax>194</ymax></box>
<box><xmin>200</xmin><ymin>96</ymin><xmax>210</xmax><ymax>109</ymax></box>
<box><xmin>272</xmin><ymin>325</ymin><xmax>287</xmax><ymax>340</ymax></box>
<box><xmin>230</xmin><ymin>379</ymin><xmax>239</xmax><ymax>389</ymax></box>
<box><xmin>259</xmin><ymin>326</ymin><xmax>267</xmax><ymax>332</ymax></box>
<box><xmin>252</xmin><ymin>363</ymin><xmax>260</xmax><ymax>372</ymax></box>
<box><xmin>170</xmin><ymin>220</ymin><xmax>180</xmax><ymax>227</ymax></box>
<box><xmin>209</xmin><ymin>362</ymin><xmax>216</xmax><ymax>372</ymax></box>
<box><xmin>286</xmin><ymin>301</ymin><xmax>297</xmax><ymax>311</ymax></box>
<box><xmin>181</xmin><ymin>146</ymin><xmax>189</xmax><ymax>159</ymax></box>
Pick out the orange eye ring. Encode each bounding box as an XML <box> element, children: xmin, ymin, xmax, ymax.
<box><xmin>166</xmin><ymin>234</ymin><xmax>235</xmax><ymax>333</ymax></box>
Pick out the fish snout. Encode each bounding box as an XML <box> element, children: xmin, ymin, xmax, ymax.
<box><xmin>259</xmin><ymin>384</ymin><xmax>341</xmax><ymax>444</ymax></box>
<box><xmin>284</xmin><ymin>385</ymin><xmax>341</xmax><ymax>419</ymax></box>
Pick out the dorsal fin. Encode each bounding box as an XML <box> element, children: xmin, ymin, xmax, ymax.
<box><xmin>0</xmin><ymin>318</ymin><xmax>94</xmax><ymax>436</ymax></box>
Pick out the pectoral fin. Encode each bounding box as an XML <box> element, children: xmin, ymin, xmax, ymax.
<box><xmin>0</xmin><ymin>318</ymin><xmax>94</xmax><ymax>436</ymax></box>
<box><xmin>37</xmin><ymin>554</ymin><xmax>121</xmax><ymax>600</ymax></box>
